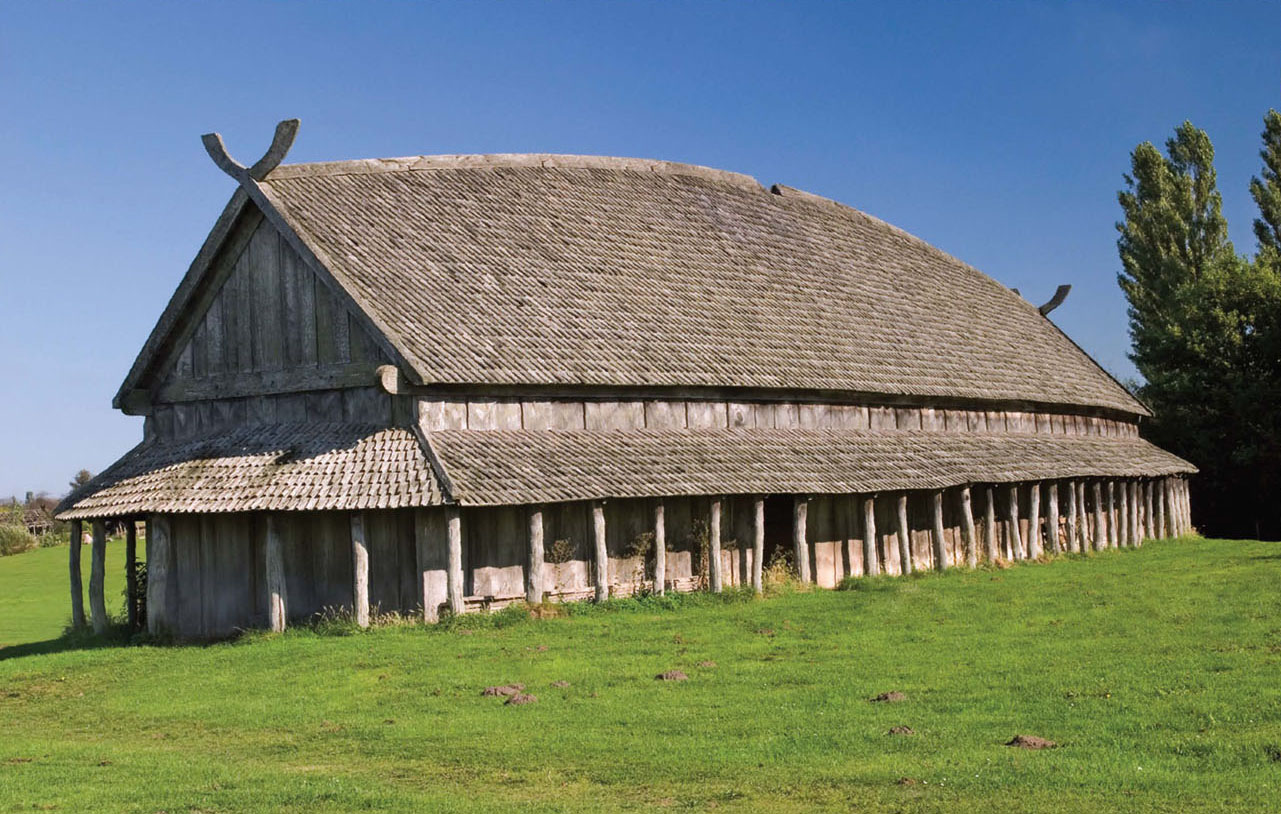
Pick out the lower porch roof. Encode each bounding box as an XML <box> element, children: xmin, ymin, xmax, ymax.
<box><xmin>56</xmin><ymin>423</ymin><xmax>1195</xmax><ymax>519</ymax></box>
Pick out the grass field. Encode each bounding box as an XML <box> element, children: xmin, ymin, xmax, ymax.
<box><xmin>1</xmin><ymin>538</ymin><xmax>1278</xmax><ymax>812</ymax></box>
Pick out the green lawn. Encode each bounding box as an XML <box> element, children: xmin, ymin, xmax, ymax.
<box><xmin>0</xmin><ymin>541</ymin><xmax>133</xmax><ymax>649</ymax></box>
<box><xmin>1</xmin><ymin>538</ymin><xmax>1278</xmax><ymax>813</ymax></box>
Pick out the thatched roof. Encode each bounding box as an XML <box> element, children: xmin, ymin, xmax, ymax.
<box><xmin>245</xmin><ymin>154</ymin><xmax>1145</xmax><ymax>415</ymax></box>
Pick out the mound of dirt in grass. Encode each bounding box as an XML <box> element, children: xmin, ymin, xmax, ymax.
<box><xmin>656</xmin><ymin>670</ymin><xmax>688</xmax><ymax>681</ymax></box>
<box><xmin>1006</xmin><ymin>735</ymin><xmax>1057</xmax><ymax>750</ymax></box>
<box><xmin>505</xmin><ymin>693</ymin><xmax>538</xmax><ymax>706</ymax></box>
<box><xmin>481</xmin><ymin>683</ymin><xmax>525</xmax><ymax>697</ymax></box>
<box><xmin>887</xmin><ymin>726</ymin><xmax>915</xmax><ymax>736</ymax></box>
<box><xmin>871</xmin><ymin>691</ymin><xmax>907</xmax><ymax>703</ymax></box>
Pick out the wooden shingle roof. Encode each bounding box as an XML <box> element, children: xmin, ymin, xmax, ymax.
<box><xmin>429</xmin><ymin>428</ymin><xmax>1194</xmax><ymax>506</ymax></box>
<box><xmin>251</xmin><ymin>153</ymin><xmax>1147</xmax><ymax>416</ymax></box>
<box><xmin>56</xmin><ymin>424</ymin><xmax>440</xmax><ymax>519</ymax></box>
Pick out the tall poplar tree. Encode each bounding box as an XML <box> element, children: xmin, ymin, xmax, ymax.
<box><xmin>1117</xmin><ymin>118</ymin><xmax>1281</xmax><ymax>539</ymax></box>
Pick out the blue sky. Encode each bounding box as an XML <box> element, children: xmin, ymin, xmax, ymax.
<box><xmin>1</xmin><ymin>1</ymin><xmax>1278</xmax><ymax>498</ymax></box>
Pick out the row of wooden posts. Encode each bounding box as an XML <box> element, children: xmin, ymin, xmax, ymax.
<box><xmin>67</xmin><ymin>476</ymin><xmax>1191</xmax><ymax>634</ymax></box>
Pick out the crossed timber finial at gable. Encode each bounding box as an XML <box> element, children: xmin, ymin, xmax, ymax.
<box><xmin>201</xmin><ymin>119</ymin><xmax>300</xmax><ymax>182</ymax></box>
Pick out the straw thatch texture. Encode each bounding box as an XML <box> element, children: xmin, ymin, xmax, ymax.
<box><xmin>253</xmin><ymin>154</ymin><xmax>1146</xmax><ymax>415</ymax></box>
<box><xmin>428</xmin><ymin>428</ymin><xmax>1194</xmax><ymax>506</ymax></box>
<box><xmin>56</xmin><ymin>423</ymin><xmax>439</xmax><ymax>519</ymax></box>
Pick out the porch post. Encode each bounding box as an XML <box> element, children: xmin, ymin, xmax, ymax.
<box><xmin>68</xmin><ymin>519</ymin><xmax>85</xmax><ymax>629</ymax></box>
<box><xmin>983</xmin><ymin>486</ymin><xmax>998</xmax><ymax>562</ymax></box>
<box><xmin>593</xmin><ymin>501</ymin><xmax>609</xmax><ymax>601</ymax></box>
<box><xmin>1065</xmin><ymin>480</ymin><xmax>1078</xmax><ymax>553</ymax></box>
<box><xmin>446</xmin><ymin>506</ymin><xmax>464</xmax><ymax>614</ymax></box>
<box><xmin>708</xmin><ymin>498</ymin><xmax>723</xmax><ymax>593</ymax></box>
<box><xmin>526</xmin><ymin>505</ymin><xmax>544</xmax><ymax>605</ymax></box>
<box><xmin>1006</xmin><ymin>484</ymin><xmax>1023</xmax><ymax>560</ymax></box>
<box><xmin>1046</xmin><ymin>483</ymin><xmax>1061</xmax><ymax>555</ymax></box>
<box><xmin>896</xmin><ymin>493</ymin><xmax>913</xmax><ymax>574</ymax></box>
<box><xmin>863</xmin><ymin>495</ymin><xmax>879</xmax><ymax>575</ymax></box>
<box><xmin>265</xmin><ymin>513</ymin><xmax>287</xmax><ymax>633</ymax></box>
<box><xmin>654</xmin><ymin>500</ymin><xmax>667</xmax><ymax>596</ymax></box>
<box><xmin>930</xmin><ymin>490</ymin><xmax>948</xmax><ymax>570</ymax></box>
<box><xmin>125</xmin><ymin>520</ymin><xmax>138</xmax><ymax>630</ymax></box>
<box><xmin>350</xmin><ymin>512</ymin><xmax>370</xmax><ymax>628</ymax></box>
<box><xmin>751</xmin><ymin>497</ymin><xmax>764</xmax><ymax>594</ymax></box>
<box><xmin>1027</xmin><ymin>483</ymin><xmax>1042</xmax><ymax>559</ymax></box>
<box><xmin>792</xmin><ymin>497</ymin><xmax>810</xmax><ymax>583</ymax></box>
<box><xmin>89</xmin><ymin>520</ymin><xmax>108</xmax><ymax>634</ymax></box>
<box><xmin>960</xmin><ymin>486</ymin><xmax>978</xmax><ymax>568</ymax></box>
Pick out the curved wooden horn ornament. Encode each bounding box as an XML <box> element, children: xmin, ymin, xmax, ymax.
<box><xmin>201</xmin><ymin>118</ymin><xmax>300</xmax><ymax>182</ymax></box>
<box><xmin>1038</xmin><ymin>284</ymin><xmax>1071</xmax><ymax>316</ymax></box>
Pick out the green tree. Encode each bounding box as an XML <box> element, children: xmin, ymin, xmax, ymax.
<box><xmin>1118</xmin><ymin>119</ymin><xmax>1281</xmax><ymax>539</ymax></box>
<box><xmin>1250</xmin><ymin>109</ymin><xmax>1281</xmax><ymax>261</ymax></box>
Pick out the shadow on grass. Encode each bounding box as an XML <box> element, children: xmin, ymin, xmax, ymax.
<box><xmin>0</xmin><ymin>624</ymin><xmax>166</xmax><ymax>661</ymax></box>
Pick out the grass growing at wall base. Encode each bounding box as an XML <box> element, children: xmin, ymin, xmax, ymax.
<box><xmin>1</xmin><ymin>538</ymin><xmax>1279</xmax><ymax>812</ymax></box>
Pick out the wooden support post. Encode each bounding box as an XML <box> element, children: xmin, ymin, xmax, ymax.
<box><xmin>931</xmin><ymin>490</ymin><xmax>948</xmax><ymax>570</ymax></box>
<box><xmin>960</xmin><ymin>486</ymin><xmax>978</xmax><ymax>568</ymax></box>
<box><xmin>1065</xmin><ymin>480</ymin><xmax>1078</xmax><ymax>553</ymax></box>
<box><xmin>68</xmin><ymin>519</ymin><xmax>85</xmax><ymax>630</ymax></box>
<box><xmin>146</xmin><ymin>515</ymin><xmax>171</xmax><ymax>634</ymax></box>
<box><xmin>526</xmin><ymin>506</ymin><xmax>544</xmax><ymax>605</ymax></box>
<box><xmin>1092</xmin><ymin>481</ymin><xmax>1106</xmax><ymax>551</ymax></box>
<box><xmin>125</xmin><ymin>521</ymin><xmax>138</xmax><ymax>630</ymax></box>
<box><xmin>896</xmin><ymin>493</ymin><xmax>913</xmax><ymax>574</ymax></box>
<box><xmin>655</xmin><ymin>500</ymin><xmax>667</xmax><ymax>596</ymax></box>
<box><xmin>1144</xmin><ymin>480</ymin><xmax>1156</xmax><ymax>541</ymax></box>
<box><xmin>983</xmin><ymin>486</ymin><xmax>998</xmax><ymax>562</ymax></box>
<box><xmin>1107</xmin><ymin>481</ymin><xmax>1119</xmax><ymax>548</ymax></box>
<box><xmin>863</xmin><ymin>495</ymin><xmax>879</xmax><ymax>576</ymax></box>
<box><xmin>89</xmin><ymin>520</ymin><xmax>108</xmax><ymax>634</ymax></box>
<box><xmin>1178</xmin><ymin>476</ymin><xmax>1188</xmax><ymax>535</ymax></box>
<box><xmin>793</xmin><ymin>497</ymin><xmax>810</xmax><ymax>583</ymax></box>
<box><xmin>593</xmin><ymin>501</ymin><xmax>609</xmax><ymax>601</ymax></box>
<box><xmin>1081</xmin><ymin>484</ymin><xmax>1091</xmax><ymax>553</ymax></box>
<box><xmin>1046</xmin><ymin>483</ymin><xmax>1061</xmax><ymax>555</ymax></box>
<box><xmin>1129</xmin><ymin>481</ymin><xmax>1141</xmax><ymax>546</ymax></box>
<box><xmin>265</xmin><ymin>513</ymin><xmax>287</xmax><ymax>632</ymax></box>
<box><xmin>1156</xmin><ymin>478</ymin><xmax>1168</xmax><ymax>538</ymax></box>
<box><xmin>751</xmin><ymin>497</ymin><xmax>764</xmax><ymax>594</ymax></box>
<box><xmin>1122</xmin><ymin>481</ymin><xmax>1132</xmax><ymax>551</ymax></box>
<box><xmin>350</xmin><ymin>512</ymin><xmax>370</xmax><ymax>627</ymax></box>
<box><xmin>446</xmin><ymin>506</ymin><xmax>464</xmax><ymax>615</ymax></box>
<box><xmin>1007</xmin><ymin>484</ymin><xmax>1023</xmax><ymax>561</ymax></box>
<box><xmin>1027</xmin><ymin>483</ymin><xmax>1043</xmax><ymax>559</ymax></box>
<box><xmin>709</xmin><ymin>498</ymin><xmax>723</xmax><ymax>593</ymax></box>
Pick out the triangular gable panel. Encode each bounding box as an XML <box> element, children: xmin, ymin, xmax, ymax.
<box><xmin>145</xmin><ymin>207</ymin><xmax>390</xmax><ymax>404</ymax></box>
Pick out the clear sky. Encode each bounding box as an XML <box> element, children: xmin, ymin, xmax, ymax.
<box><xmin>1</xmin><ymin>1</ymin><xmax>1278</xmax><ymax>499</ymax></box>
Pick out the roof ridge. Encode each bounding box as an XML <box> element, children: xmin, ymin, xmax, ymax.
<box><xmin>264</xmin><ymin>153</ymin><xmax>763</xmax><ymax>191</ymax></box>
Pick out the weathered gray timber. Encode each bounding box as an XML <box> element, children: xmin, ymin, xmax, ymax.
<box><xmin>350</xmin><ymin>513</ymin><xmax>370</xmax><ymax>627</ymax></box>
<box><xmin>751</xmin><ymin>498</ymin><xmax>764</xmax><ymax>594</ymax></box>
<box><xmin>862</xmin><ymin>496</ymin><xmax>879</xmax><ymax>576</ymax></box>
<box><xmin>1065</xmin><ymin>480</ymin><xmax>1078</xmax><ymax>553</ymax></box>
<box><xmin>593</xmin><ymin>502</ymin><xmax>609</xmax><ymax>601</ymax></box>
<box><xmin>526</xmin><ymin>507</ymin><xmax>544</xmax><ymax>604</ymax></box>
<box><xmin>960</xmin><ymin>487</ymin><xmax>977</xmax><ymax>567</ymax></box>
<box><xmin>1007</xmin><ymin>484</ymin><xmax>1023</xmax><ymax>560</ymax></box>
<box><xmin>446</xmin><ymin>507</ymin><xmax>463</xmax><ymax>614</ymax></box>
<box><xmin>1077</xmin><ymin>480</ymin><xmax>1090</xmax><ymax>550</ymax></box>
<box><xmin>265</xmin><ymin>514</ymin><xmax>287</xmax><ymax>632</ymax></box>
<box><xmin>708</xmin><ymin>498</ymin><xmax>723</xmax><ymax>593</ymax></box>
<box><xmin>125</xmin><ymin>521</ymin><xmax>139</xmax><ymax>629</ymax></box>
<box><xmin>68</xmin><ymin>519</ymin><xmax>85</xmax><ymax>629</ymax></box>
<box><xmin>654</xmin><ymin>500</ymin><xmax>667</xmax><ymax>595</ymax></box>
<box><xmin>1108</xmin><ymin>481</ymin><xmax>1119</xmax><ymax>548</ymax></box>
<box><xmin>896</xmin><ymin>493</ymin><xmax>914</xmax><ymax>573</ymax></box>
<box><xmin>983</xmin><ymin>486</ymin><xmax>998</xmax><ymax>562</ymax></box>
<box><xmin>1118</xmin><ymin>481</ymin><xmax>1131</xmax><ymax>547</ymax></box>
<box><xmin>1092</xmin><ymin>481</ymin><xmax>1106</xmax><ymax>551</ymax></box>
<box><xmin>89</xmin><ymin>520</ymin><xmax>108</xmax><ymax>634</ymax></box>
<box><xmin>930</xmin><ymin>491</ymin><xmax>948</xmax><ymax>570</ymax></box>
<box><xmin>793</xmin><ymin>497</ymin><xmax>810</xmax><ymax>583</ymax></box>
<box><xmin>1144</xmin><ymin>480</ymin><xmax>1155</xmax><ymax>540</ymax></box>
<box><xmin>1046</xmin><ymin>483</ymin><xmax>1060</xmax><ymax>555</ymax></box>
<box><xmin>1027</xmin><ymin>483</ymin><xmax>1043</xmax><ymax>559</ymax></box>
<box><xmin>145</xmin><ymin>516</ymin><xmax>171</xmax><ymax>633</ymax></box>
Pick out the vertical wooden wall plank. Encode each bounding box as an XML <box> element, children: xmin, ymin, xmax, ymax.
<box><xmin>960</xmin><ymin>487</ymin><xmax>977</xmax><ymax>567</ymax></box>
<box><xmin>265</xmin><ymin>514</ymin><xmax>287</xmax><ymax>632</ymax></box>
<box><xmin>351</xmin><ymin>512</ymin><xmax>370</xmax><ymax>627</ymax></box>
<box><xmin>527</xmin><ymin>506</ymin><xmax>544</xmax><ymax>604</ymax></box>
<box><xmin>654</xmin><ymin>500</ymin><xmax>667</xmax><ymax>594</ymax></box>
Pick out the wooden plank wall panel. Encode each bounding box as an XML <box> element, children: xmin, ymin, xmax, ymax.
<box><xmin>311</xmin><ymin>512</ymin><xmax>354</xmax><ymax>612</ymax></box>
<box><xmin>606</xmin><ymin>498</ymin><xmax>649</xmax><ymax>586</ymax></box>
<box><xmin>250</xmin><ymin>225</ymin><xmax>284</xmax><ymax>373</ymax></box>
<box><xmin>465</xmin><ymin>506</ymin><xmax>524</xmax><ymax>599</ymax></box>
<box><xmin>545</xmin><ymin>502</ymin><xmax>590</xmax><ymax>595</ymax></box>
<box><xmin>173</xmin><ymin>515</ymin><xmax>204</xmax><ymax>638</ymax></box>
<box><xmin>368</xmin><ymin>510</ymin><xmax>415</xmax><ymax>612</ymax></box>
<box><xmin>663</xmin><ymin>497</ymin><xmax>695</xmax><ymax>584</ymax></box>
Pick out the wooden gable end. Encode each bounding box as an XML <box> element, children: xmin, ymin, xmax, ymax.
<box><xmin>151</xmin><ymin>211</ymin><xmax>389</xmax><ymax>405</ymax></box>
